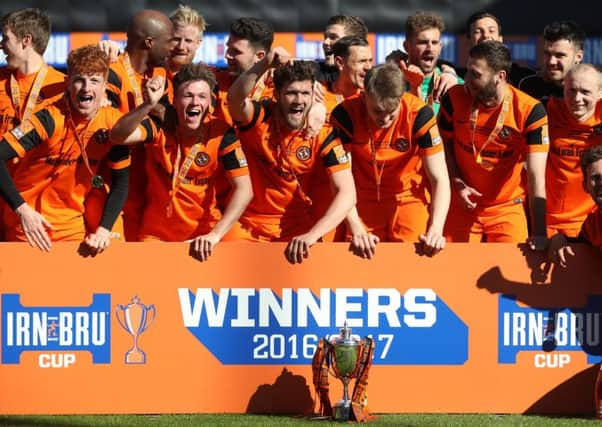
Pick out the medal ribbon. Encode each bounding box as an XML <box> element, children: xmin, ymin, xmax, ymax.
<box><xmin>470</xmin><ymin>88</ymin><xmax>511</xmax><ymax>171</ymax></box>
<box><xmin>366</xmin><ymin>111</ymin><xmax>400</xmax><ymax>202</ymax></box>
<box><xmin>251</xmin><ymin>70</ymin><xmax>268</xmax><ymax>101</ymax></box>
<box><xmin>9</xmin><ymin>64</ymin><xmax>49</xmax><ymax>122</ymax></box>
<box><xmin>166</xmin><ymin>127</ymin><xmax>208</xmax><ymax>216</ymax></box>
<box><xmin>122</xmin><ymin>53</ymin><xmax>144</xmax><ymax>107</ymax></box>
<box><xmin>65</xmin><ymin>102</ymin><xmax>100</xmax><ymax>187</ymax></box>
<box><xmin>274</xmin><ymin>116</ymin><xmax>312</xmax><ymax>206</ymax></box>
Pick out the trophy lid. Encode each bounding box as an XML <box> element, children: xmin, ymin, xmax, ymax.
<box><xmin>341</xmin><ymin>321</ymin><xmax>351</xmax><ymax>339</ymax></box>
<box><xmin>334</xmin><ymin>321</ymin><xmax>357</xmax><ymax>345</ymax></box>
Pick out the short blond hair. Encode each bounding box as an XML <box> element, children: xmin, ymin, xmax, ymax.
<box><xmin>364</xmin><ymin>64</ymin><xmax>405</xmax><ymax>110</ymax></box>
<box><xmin>170</xmin><ymin>5</ymin><xmax>206</xmax><ymax>39</ymax></box>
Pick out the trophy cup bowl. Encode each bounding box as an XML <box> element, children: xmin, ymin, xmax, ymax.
<box><xmin>329</xmin><ymin>322</ymin><xmax>361</xmax><ymax>421</ymax></box>
<box><xmin>115</xmin><ymin>295</ymin><xmax>155</xmax><ymax>364</ymax></box>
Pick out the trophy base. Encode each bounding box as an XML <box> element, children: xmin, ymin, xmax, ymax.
<box><xmin>125</xmin><ymin>349</ymin><xmax>146</xmax><ymax>364</ymax></box>
<box><xmin>333</xmin><ymin>400</ymin><xmax>352</xmax><ymax>421</ymax></box>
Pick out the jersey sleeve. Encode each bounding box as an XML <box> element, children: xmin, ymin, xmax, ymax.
<box><xmin>106</xmin><ymin>69</ymin><xmax>122</xmax><ymax>109</ymax></box>
<box><xmin>413</xmin><ymin>105</ymin><xmax>444</xmax><ymax>156</ymax></box>
<box><xmin>236</xmin><ymin>99</ymin><xmax>269</xmax><ymax>131</ymax></box>
<box><xmin>219</xmin><ymin>127</ymin><xmax>249</xmax><ymax>178</ymax></box>
<box><xmin>329</xmin><ymin>104</ymin><xmax>354</xmax><ymax>144</ymax></box>
<box><xmin>524</xmin><ymin>102</ymin><xmax>549</xmax><ymax>153</ymax></box>
<box><xmin>107</xmin><ymin>145</ymin><xmax>131</xmax><ymax>170</ymax></box>
<box><xmin>2</xmin><ymin>108</ymin><xmax>54</xmax><ymax>157</ymax></box>
<box><xmin>319</xmin><ymin>128</ymin><xmax>351</xmax><ymax>174</ymax></box>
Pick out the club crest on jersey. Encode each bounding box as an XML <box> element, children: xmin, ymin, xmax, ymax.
<box><xmin>195</xmin><ymin>152</ymin><xmax>210</xmax><ymax>166</ymax></box>
<box><xmin>296</xmin><ymin>146</ymin><xmax>311</xmax><ymax>161</ymax></box>
<box><xmin>593</xmin><ymin>124</ymin><xmax>602</xmax><ymax>135</ymax></box>
<box><xmin>95</xmin><ymin>129</ymin><xmax>109</xmax><ymax>144</ymax></box>
<box><xmin>393</xmin><ymin>138</ymin><xmax>409</xmax><ymax>152</ymax></box>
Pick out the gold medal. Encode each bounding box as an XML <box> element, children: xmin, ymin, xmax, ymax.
<box><xmin>91</xmin><ymin>175</ymin><xmax>105</xmax><ymax>188</ymax></box>
<box><xmin>475</xmin><ymin>153</ymin><xmax>495</xmax><ymax>171</ymax></box>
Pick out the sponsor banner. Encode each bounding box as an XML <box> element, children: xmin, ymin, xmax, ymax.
<box><xmin>294</xmin><ymin>33</ymin><xmax>325</xmax><ymax>61</ymax></box>
<box><xmin>181</xmin><ymin>287</ymin><xmax>468</xmax><ymax>365</ymax></box>
<box><xmin>0</xmin><ymin>242</ymin><xmax>600</xmax><ymax>414</ymax></box>
<box><xmin>584</xmin><ymin>38</ymin><xmax>602</xmax><ymax>66</ymax></box>
<box><xmin>4</xmin><ymin>32</ymin><xmax>602</xmax><ymax>68</ymax></box>
<box><xmin>192</xmin><ymin>33</ymin><xmax>229</xmax><ymax>68</ymax></box>
<box><xmin>504</xmin><ymin>36</ymin><xmax>538</xmax><ymax>68</ymax></box>
<box><xmin>498</xmin><ymin>295</ymin><xmax>601</xmax><ymax>364</ymax></box>
<box><xmin>2</xmin><ymin>293</ymin><xmax>110</xmax><ymax>365</ymax></box>
<box><xmin>374</xmin><ymin>33</ymin><xmax>457</xmax><ymax>65</ymax></box>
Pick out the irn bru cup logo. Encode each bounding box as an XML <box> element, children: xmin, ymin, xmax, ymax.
<box><xmin>115</xmin><ymin>296</ymin><xmax>156</xmax><ymax>364</ymax></box>
<box><xmin>498</xmin><ymin>295</ymin><xmax>602</xmax><ymax>365</ymax></box>
<box><xmin>1</xmin><ymin>293</ymin><xmax>111</xmax><ymax>365</ymax></box>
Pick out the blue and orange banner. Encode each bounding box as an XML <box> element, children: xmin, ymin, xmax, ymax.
<box><xmin>0</xmin><ymin>242</ymin><xmax>600</xmax><ymax>414</ymax></box>
<box><xmin>2</xmin><ymin>32</ymin><xmax>602</xmax><ymax>69</ymax></box>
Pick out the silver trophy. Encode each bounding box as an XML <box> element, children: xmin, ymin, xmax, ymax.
<box><xmin>328</xmin><ymin>321</ymin><xmax>362</xmax><ymax>421</ymax></box>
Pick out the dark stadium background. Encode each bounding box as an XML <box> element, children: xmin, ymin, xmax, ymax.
<box><xmin>1</xmin><ymin>1</ymin><xmax>602</xmax><ymax>71</ymax></box>
<box><xmin>0</xmin><ymin>0</ymin><xmax>600</xmax><ymax>35</ymax></box>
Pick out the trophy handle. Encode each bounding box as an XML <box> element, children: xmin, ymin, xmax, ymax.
<box><xmin>141</xmin><ymin>305</ymin><xmax>156</xmax><ymax>333</ymax></box>
<box><xmin>114</xmin><ymin>305</ymin><xmax>129</xmax><ymax>333</ymax></box>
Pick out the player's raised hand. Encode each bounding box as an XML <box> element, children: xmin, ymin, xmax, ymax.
<box><xmin>267</xmin><ymin>46</ymin><xmax>293</xmax><ymax>68</ymax></box>
<box><xmin>143</xmin><ymin>76</ymin><xmax>165</xmax><ymax>106</ymax></box>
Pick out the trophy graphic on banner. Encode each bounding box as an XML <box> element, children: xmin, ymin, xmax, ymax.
<box><xmin>115</xmin><ymin>295</ymin><xmax>156</xmax><ymax>364</ymax></box>
<box><xmin>311</xmin><ymin>321</ymin><xmax>375</xmax><ymax>422</ymax></box>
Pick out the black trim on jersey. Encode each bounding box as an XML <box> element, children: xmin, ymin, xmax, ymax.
<box><xmin>412</xmin><ymin>105</ymin><xmax>434</xmax><ymax>134</ymax></box>
<box><xmin>413</xmin><ymin>106</ymin><xmax>437</xmax><ymax>149</ymax></box>
<box><xmin>322</xmin><ymin>150</ymin><xmax>344</xmax><ymax>168</ymax></box>
<box><xmin>34</xmin><ymin>109</ymin><xmax>56</xmax><ymax>141</ymax></box>
<box><xmin>106</xmin><ymin>69</ymin><xmax>123</xmax><ymax>108</ymax></box>
<box><xmin>237</xmin><ymin>100</ymin><xmax>265</xmax><ymax>132</ymax></box>
<box><xmin>107</xmin><ymin>69</ymin><xmax>122</xmax><ymax>91</ymax></box>
<box><xmin>525</xmin><ymin>103</ymin><xmax>547</xmax><ymax>146</ymax></box>
<box><xmin>100</xmin><ymin>166</ymin><xmax>129</xmax><ymax>230</ymax></box>
<box><xmin>221</xmin><ymin>149</ymin><xmax>243</xmax><ymax>171</ymax></box>
<box><xmin>526</xmin><ymin>127</ymin><xmax>545</xmax><ymax>146</ymax></box>
<box><xmin>12</xmin><ymin>124</ymin><xmax>45</xmax><ymax>152</ymax></box>
<box><xmin>219</xmin><ymin>127</ymin><xmax>239</xmax><ymax>150</ymax></box>
<box><xmin>107</xmin><ymin>144</ymin><xmax>130</xmax><ymax>164</ymax></box>
<box><xmin>0</xmin><ymin>142</ymin><xmax>25</xmax><ymax>210</ymax></box>
<box><xmin>318</xmin><ymin>129</ymin><xmax>339</xmax><ymax>153</ymax></box>
<box><xmin>330</xmin><ymin>105</ymin><xmax>353</xmax><ymax>144</ymax></box>
<box><xmin>525</xmin><ymin>102</ymin><xmax>547</xmax><ymax>127</ymax></box>
<box><xmin>140</xmin><ymin>118</ymin><xmax>156</xmax><ymax>144</ymax></box>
